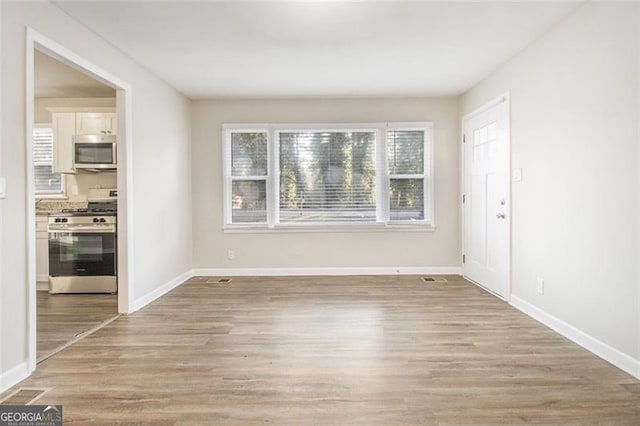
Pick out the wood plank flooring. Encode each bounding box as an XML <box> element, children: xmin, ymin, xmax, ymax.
<box><xmin>4</xmin><ymin>276</ymin><xmax>638</xmax><ymax>424</ymax></box>
<box><xmin>37</xmin><ymin>291</ymin><xmax>118</xmax><ymax>361</ymax></box>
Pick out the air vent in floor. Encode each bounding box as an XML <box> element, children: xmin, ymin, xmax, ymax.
<box><xmin>217</xmin><ymin>278</ymin><xmax>232</xmax><ymax>283</ymax></box>
<box><xmin>0</xmin><ymin>388</ymin><xmax>51</xmax><ymax>405</ymax></box>
<box><xmin>422</xmin><ymin>277</ymin><xmax>448</xmax><ymax>283</ymax></box>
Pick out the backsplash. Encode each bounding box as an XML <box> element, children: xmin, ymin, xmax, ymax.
<box><xmin>36</xmin><ymin>199</ymin><xmax>88</xmax><ymax>214</ymax></box>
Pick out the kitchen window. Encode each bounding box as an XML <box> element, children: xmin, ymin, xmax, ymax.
<box><xmin>34</xmin><ymin>126</ymin><xmax>65</xmax><ymax>197</ymax></box>
<box><xmin>222</xmin><ymin>122</ymin><xmax>433</xmax><ymax>229</ymax></box>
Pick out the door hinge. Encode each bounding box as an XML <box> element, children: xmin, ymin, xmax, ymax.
<box><xmin>462</xmin><ymin>194</ymin><xmax>465</xmax><ymax>204</ymax></box>
<box><xmin>462</xmin><ymin>254</ymin><xmax>466</xmax><ymax>264</ymax></box>
<box><xmin>463</xmin><ymin>134</ymin><xmax>466</xmax><ymax>144</ymax></box>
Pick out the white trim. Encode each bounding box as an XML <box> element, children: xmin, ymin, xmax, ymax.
<box><xmin>0</xmin><ymin>362</ymin><xmax>30</xmax><ymax>394</ymax></box>
<box><xmin>637</xmin><ymin>0</ymin><xmax>640</xmax><ymax>389</ymax></box>
<box><xmin>193</xmin><ymin>267</ymin><xmax>462</xmax><ymax>277</ymax></box>
<box><xmin>25</xmin><ymin>29</ymin><xmax>37</xmax><ymax>375</ymax></box>
<box><xmin>131</xmin><ymin>270</ymin><xmax>194</xmax><ymax>313</ymax></box>
<box><xmin>116</xmin><ymin>87</ymin><xmax>135</xmax><ymax>315</ymax></box>
<box><xmin>427</xmin><ymin>125</ymin><xmax>435</xmax><ymax>225</ymax></box>
<box><xmin>222</xmin><ymin>224</ymin><xmax>436</xmax><ymax>233</ymax></box>
<box><xmin>25</xmin><ymin>28</ymin><xmax>135</xmax><ymax>378</ymax></box>
<box><xmin>510</xmin><ymin>295</ymin><xmax>640</xmax><ymax>380</ymax></box>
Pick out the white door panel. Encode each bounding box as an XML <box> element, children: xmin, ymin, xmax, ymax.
<box><xmin>464</xmin><ymin>99</ymin><xmax>510</xmax><ymax>299</ymax></box>
<box><xmin>470</xmin><ymin>175</ymin><xmax>486</xmax><ymax>266</ymax></box>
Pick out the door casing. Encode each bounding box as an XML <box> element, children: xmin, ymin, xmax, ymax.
<box><xmin>25</xmin><ymin>28</ymin><xmax>135</xmax><ymax>373</ymax></box>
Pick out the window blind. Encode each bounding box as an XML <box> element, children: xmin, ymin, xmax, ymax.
<box><xmin>279</xmin><ymin>131</ymin><xmax>376</xmax><ymax>223</ymax></box>
<box><xmin>387</xmin><ymin>129</ymin><xmax>427</xmax><ymax>221</ymax></box>
<box><xmin>33</xmin><ymin>127</ymin><xmax>64</xmax><ymax>194</ymax></box>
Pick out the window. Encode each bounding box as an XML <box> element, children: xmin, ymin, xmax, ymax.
<box><xmin>278</xmin><ymin>130</ymin><xmax>377</xmax><ymax>223</ymax></box>
<box><xmin>33</xmin><ymin>127</ymin><xmax>65</xmax><ymax>196</ymax></box>
<box><xmin>229</xmin><ymin>131</ymin><xmax>268</xmax><ymax>223</ymax></box>
<box><xmin>387</xmin><ymin>129</ymin><xmax>426</xmax><ymax>221</ymax></box>
<box><xmin>223</xmin><ymin>122</ymin><xmax>432</xmax><ymax>228</ymax></box>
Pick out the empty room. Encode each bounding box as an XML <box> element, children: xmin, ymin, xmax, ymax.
<box><xmin>0</xmin><ymin>0</ymin><xmax>639</xmax><ymax>424</ymax></box>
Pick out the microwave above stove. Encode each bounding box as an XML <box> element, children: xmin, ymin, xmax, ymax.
<box><xmin>73</xmin><ymin>134</ymin><xmax>117</xmax><ymax>172</ymax></box>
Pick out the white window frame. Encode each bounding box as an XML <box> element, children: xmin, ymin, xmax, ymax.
<box><xmin>386</xmin><ymin>122</ymin><xmax>434</xmax><ymax>226</ymax></box>
<box><xmin>222</xmin><ymin>124</ymin><xmax>271</xmax><ymax>226</ymax></box>
<box><xmin>222</xmin><ymin>122</ymin><xmax>434</xmax><ymax>231</ymax></box>
<box><xmin>34</xmin><ymin>123</ymin><xmax>66</xmax><ymax>199</ymax></box>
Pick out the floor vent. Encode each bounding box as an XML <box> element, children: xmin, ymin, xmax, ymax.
<box><xmin>0</xmin><ymin>388</ymin><xmax>51</xmax><ymax>405</ymax></box>
<box><xmin>422</xmin><ymin>277</ymin><xmax>448</xmax><ymax>283</ymax></box>
<box><xmin>218</xmin><ymin>278</ymin><xmax>232</xmax><ymax>284</ymax></box>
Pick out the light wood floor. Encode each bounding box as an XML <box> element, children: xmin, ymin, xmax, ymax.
<box><xmin>37</xmin><ymin>291</ymin><xmax>118</xmax><ymax>361</ymax></box>
<box><xmin>4</xmin><ymin>276</ymin><xmax>638</xmax><ymax>424</ymax></box>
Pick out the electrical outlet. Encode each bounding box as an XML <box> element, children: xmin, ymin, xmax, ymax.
<box><xmin>536</xmin><ymin>277</ymin><xmax>545</xmax><ymax>295</ymax></box>
<box><xmin>227</xmin><ymin>250</ymin><xmax>235</xmax><ymax>260</ymax></box>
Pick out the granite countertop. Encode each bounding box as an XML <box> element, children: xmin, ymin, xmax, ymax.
<box><xmin>36</xmin><ymin>199</ymin><xmax>88</xmax><ymax>215</ymax></box>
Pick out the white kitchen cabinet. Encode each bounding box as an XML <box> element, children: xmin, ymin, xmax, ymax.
<box><xmin>52</xmin><ymin>112</ymin><xmax>76</xmax><ymax>174</ymax></box>
<box><xmin>76</xmin><ymin>112</ymin><xmax>117</xmax><ymax>135</ymax></box>
<box><xmin>36</xmin><ymin>216</ymin><xmax>49</xmax><ymax>283</ymax></box>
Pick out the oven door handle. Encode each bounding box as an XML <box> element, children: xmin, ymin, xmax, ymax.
<box><xmin>48</xmin><ymin>226</ymin><xmax>116</xmax><ymax>234</ymax></box>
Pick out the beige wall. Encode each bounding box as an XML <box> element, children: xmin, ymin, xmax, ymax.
<box><xmin>34</xmin><ymin>97</ymin><xmax>115</xmax><ymax>124</ymax></box>
<box><xmin>462</xmin><ymin>2</ymin><xmax>639</xmax><ymax>360</ymax></box>
<box><xmin>192</xmin><ymin>98</ymin><xmax>460</xmax><ymax>271</ymax></box>
<box><xmin>1</xmin><ymin>0</ymin><xmax>192</xmax><ymax>387</ymax></box>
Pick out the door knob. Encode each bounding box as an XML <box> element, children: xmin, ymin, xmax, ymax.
<box><xmin>496</xmin><ymin>213</ymin><xmax>506</xmax><ymax>219</ymax></box>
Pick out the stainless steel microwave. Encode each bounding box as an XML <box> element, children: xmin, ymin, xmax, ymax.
<box><xmin>73</xmin><ymin>134</ymin><xmax>117</xmax><ymax>171</ymax></box>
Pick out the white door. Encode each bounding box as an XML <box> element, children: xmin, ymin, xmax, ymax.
<box><xmin>463</xmin><ymin>98</ymin><xmax>510</xmax><ymax>299</ymax></box>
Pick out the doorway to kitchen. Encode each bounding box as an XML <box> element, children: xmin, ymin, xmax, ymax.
<box><xmin>25</xmin><ymin>29</ymin><xmax>134</xmax><ymax>372</ymax></box>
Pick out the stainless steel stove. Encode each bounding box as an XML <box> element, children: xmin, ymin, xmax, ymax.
<box><xmin>48</xmin><ymin>188</ymin><xmax>118</xmax><ymax>294</ymax></box>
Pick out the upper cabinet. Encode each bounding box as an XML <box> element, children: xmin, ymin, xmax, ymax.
<box><xmin>51</xmin><ymin>111</ymin><xmax>117</xmax><ymax>174</ymax></box>
<box><xmin>52</xmin><ymin>113</ymin><xmax>76</xmax><ymax>174</ymax></box>
<box><xmin>76</xmin><ymin>112</ymin><xmax>117</xmax><ymax>135</ymax></box>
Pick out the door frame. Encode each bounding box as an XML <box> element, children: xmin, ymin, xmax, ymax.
<box><xmin>460</xmin><ymin>93</ymin><xmax>512</xmax><ymax>301</ymax></box>
<box><xmin>25</xmin><ymin>28</ymin><xmax>135</xmax><ymax>373</ymax></box>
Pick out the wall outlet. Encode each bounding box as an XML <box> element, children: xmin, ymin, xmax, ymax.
<box><xmin>536</xmin><ymin>277</ymin><xmax>545</xmax><ymax>295</ymax></box>
<box><xmin>227</xmin><ymin>250</ymin><xmax>235</xmax><ymax>260</ymax></box>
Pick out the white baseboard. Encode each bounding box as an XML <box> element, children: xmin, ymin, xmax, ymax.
<box><xmin>510</xmin><ymin>295</ymin><xmax>640</xmax><ymax>379</ymax></box>
<box><xmin>0</xmin><ymin>362</ymin><xmax>30</xmax><ymax>394</ymax></box>
<box><xmin>192</xmin><ymin>266</ymin><xmax>462</xmax><ymax>277</ymax></box>
<box><xmin>131</xmin><ymin>270</ymin><xmax>194</xmax><ymax>313</ymax></box>
<box><xmin>36</xmin><ymin>281</ymin><xmax>48</xmax><ymax>291</ymax></box>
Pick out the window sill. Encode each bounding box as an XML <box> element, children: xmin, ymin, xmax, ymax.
<box><xmin>223</xmin><ymin>223</ymin><xmax>437</xmax><ymax>234</ymax></box>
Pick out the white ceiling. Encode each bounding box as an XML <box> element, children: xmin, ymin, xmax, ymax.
<box><xmin>35</xmin><ymin>50</ymin><xmax>116</xmax><ymax>98</ymax></box>
<box><xmin>53</xmin><ymin>1</ymin><xmax>583</xmax><ymax>99</ymax></box>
